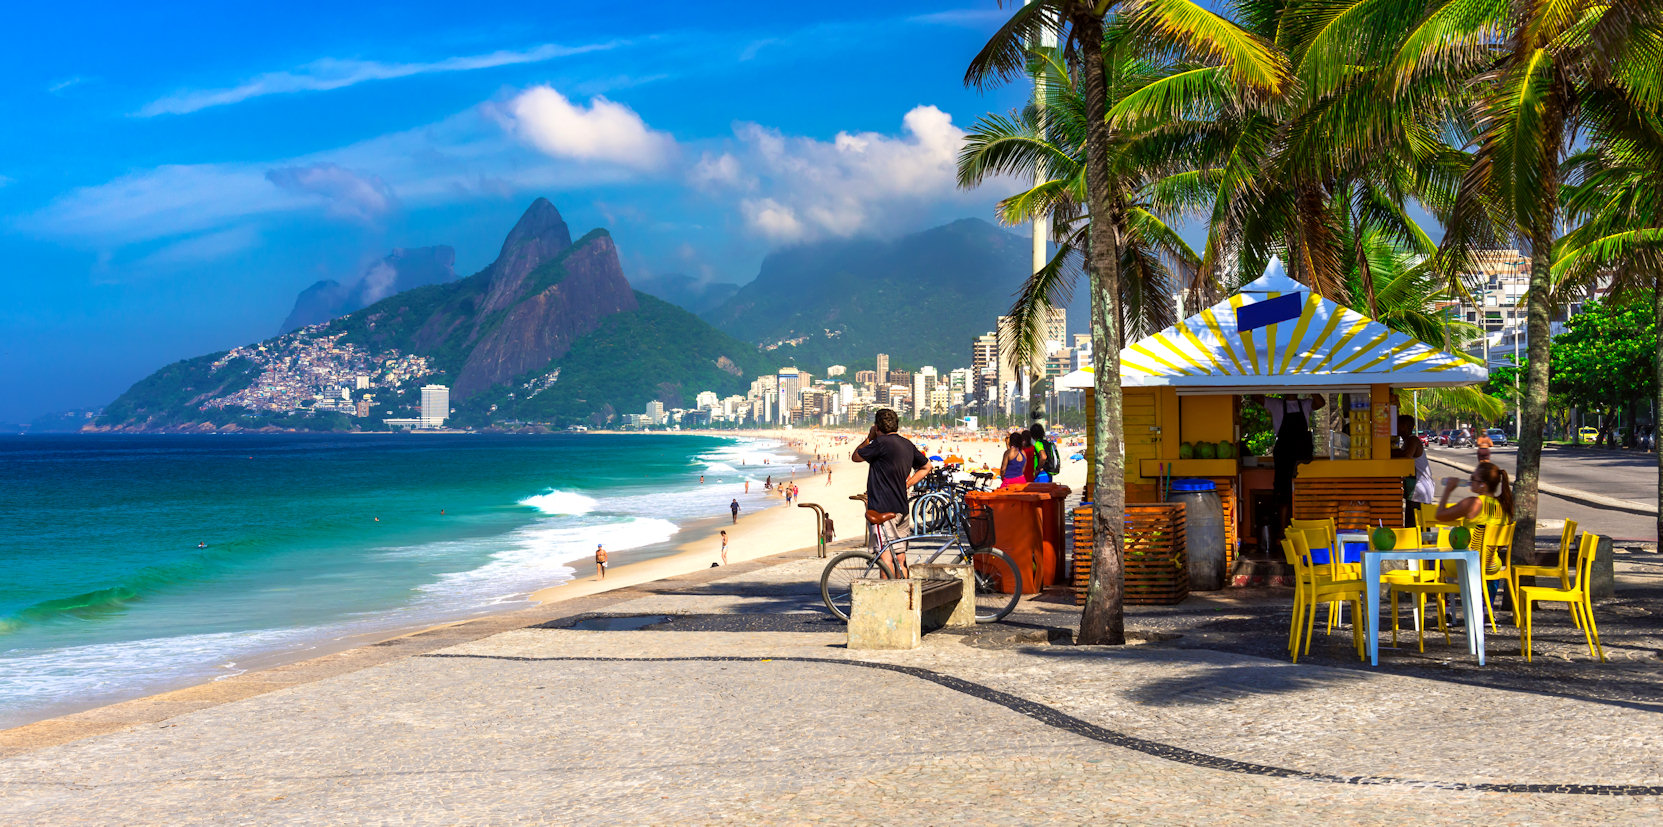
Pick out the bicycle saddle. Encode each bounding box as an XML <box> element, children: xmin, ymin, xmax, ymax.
<box><xmin>865</xmin><ymin>509</ymin><xmax>901</xmax><ymax>525</ymax></box>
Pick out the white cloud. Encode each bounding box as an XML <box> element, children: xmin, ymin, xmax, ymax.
<box><xmin>265</xmin><ymin>163</ymin><xmax>395</xmax><ymax>221</ymax></box>
<box><xmin>704</xmin><ymin>105</ymin><xmax>974</xmax><ymax>243</ymax></box>
<box><xmin>134</xmin><ymin>225</ymin><xmax>262</xmax><ymax>269</ymax></box>
<box><xmin>496</xmin><ymin>86</ymin><xmax>676</xmax><ymax>169</ymax></box>
<box><xmin>690</xmin><ymin>152</ymin><xmax>749</xmax><ymax>189</ymax></box>
<box><xmin>138</xmin><ymin>41</ymin><xmax>622</xmax><ymax>117</ymax></box>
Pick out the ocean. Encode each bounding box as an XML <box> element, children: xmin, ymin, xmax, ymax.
<box><xmin>0</xmin><ymin>432</ymin><xmax>798</xmax><ymax>728</ymax></box>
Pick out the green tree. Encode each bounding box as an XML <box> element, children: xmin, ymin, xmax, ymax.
<box><xmin>1548</xmin><ymin>297</ymin><xmax>1658</xmax><ymax>447</ymax></box>
<box><xmin>967</xmin><ymin>0</ymin><xmax>1286</xmax><ymax>644</ymax></box>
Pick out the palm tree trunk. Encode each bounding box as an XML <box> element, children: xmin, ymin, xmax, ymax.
<box><xmin>1654</xmin><ymin>289</ymin><xmax>1661</xmax><ymax>543</ymax></box>
<box><xmin>1513</xmin><ymin>211</ymin><xmax>1555</xmax><ymax>558</ymax></box>
<box><xmin>1076</xmin><ymin>9</ymin><xmax>1126</xmax><ymax>646</ymax></box>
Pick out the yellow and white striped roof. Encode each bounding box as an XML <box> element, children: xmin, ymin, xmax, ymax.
<box><xmin>1065</xmin><ymin>259</ymin><xmax>1487</xmax><ymax>391</ymax></box>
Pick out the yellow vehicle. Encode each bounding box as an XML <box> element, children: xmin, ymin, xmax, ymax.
<box><xmin>1577</xmin><ymin>426</ymin><xmax>1599</xmax><ymax>442</ymax></box>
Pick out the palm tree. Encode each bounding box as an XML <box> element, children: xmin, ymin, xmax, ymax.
<box><xmin>1429</xmin><ymin>0</ymin><xmax>1662</xmax><ymax>555</ymax></box>
<box><xmin>1555</xmin><ymin>144</ymin><xmax>1663</xmax><ymax>538</ymax></box>
<box><xmin>967</xmin><ymin>0</ymin><xmax>1286</xmax><ymax>644</ymax></box>
<box><xmin>958</xmin><ymin>45</ymin><xmax>1225</xmax><ymax>366</ymax></box>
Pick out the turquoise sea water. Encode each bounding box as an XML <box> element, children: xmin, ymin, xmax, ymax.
<box><xmin>0</xmin><ymin>433</ymin><xmax>798</xmax><ymax>727</ymax></box>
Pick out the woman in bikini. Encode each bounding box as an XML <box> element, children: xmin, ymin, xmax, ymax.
<box><xmin>998</xmin><ymin>431</ymin><xmax>1030</xmax><ymax>488</ymax></box>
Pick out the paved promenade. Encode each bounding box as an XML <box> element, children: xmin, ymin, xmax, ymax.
<box><xmin>2</xmin><ymin>545</ymin><xmax>1661</xmax><ymax>824</ymax></box>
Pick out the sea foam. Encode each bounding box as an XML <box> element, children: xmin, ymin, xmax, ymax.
<box><xmin>518</xmin><ymin>489</ymin><xmax>598</xmax><ymax>515</ymax></box>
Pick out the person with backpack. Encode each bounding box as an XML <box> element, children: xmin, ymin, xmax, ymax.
<box><xmin>1253</xmin><ymin>393</ymin><xmax>1325</xmax><ymax>539</ymax></box>
<box><xmin>1028</xmin><ymin>423</ymin><xmax>1061</xmax><ymax>483</ymax></box>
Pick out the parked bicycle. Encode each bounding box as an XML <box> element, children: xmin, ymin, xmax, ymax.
<box><xmin>819</xmin><ymin>488</ymin><xmax>1021</xmax><ymax>624</ymax></box>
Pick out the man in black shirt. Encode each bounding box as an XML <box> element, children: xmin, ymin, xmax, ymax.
<box><xmin>851</xmin><ymin>408</ymin><xmax>930</xmax><ymax>578</ymax></box>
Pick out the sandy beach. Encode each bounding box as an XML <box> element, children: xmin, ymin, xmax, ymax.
<box><xmin>528</xmin><ymin>425</ymin><xmax>1091</xmax><ymax>608</ymax></box>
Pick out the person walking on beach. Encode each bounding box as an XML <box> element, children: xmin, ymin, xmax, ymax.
<box><xmin>730</xmin><ymin>498</ymin><xmax>740</xmax><ymax>524</ymax></box>
<box><xmin>852</xmin><ymin>408</ymin><xmax>931</xmax><ymax>579</ymax></box>
<box><xmin>825</xmin><ymin>466</ymin><xmax>832</xmax><ymax>486</ymax></box>
<box><xmin>595</xmin><ymin>544</ymin><xmax>608</xmax><ymax>579</ymax></box>
<box><xmin>720</xmin><ymin>530</ymin><xmax>728</xmax><ymax>565</ymax></box>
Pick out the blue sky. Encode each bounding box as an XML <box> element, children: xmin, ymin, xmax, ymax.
<box><xmin>0</xmin><ymin>1</ymin><xmax>1031</xmax><ymax>422</ymax></box>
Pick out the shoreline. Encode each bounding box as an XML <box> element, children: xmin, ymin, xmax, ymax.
<box><xmin>0</xmin><ymin>425</ymin><xmax>1083</xmax><ymax>739</ymax></box>
<box><xmin>0</xmin><ymin>429</ymin><xmax>821</xmax><ymax>732</ymax></box>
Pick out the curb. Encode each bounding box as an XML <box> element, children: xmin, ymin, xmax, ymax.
<box><xmin>1428</xmin><ymin>453</ymin><xmax>1654</xmax><ymax>516</ymax></box>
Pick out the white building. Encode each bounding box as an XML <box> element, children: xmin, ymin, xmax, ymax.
<box><xmin>695</xmin><ymin>390</ymin><xmax>719</xmax><ymax>409</ymax></box>
<box><xmin>911</xmin><ymin>366</ymin><xmax>938</xmax><ymax>419</ymax></box>
<box><xmin>825</xmin><ymin>364</ymin><xmax>847</xmax><ymax>377</ymax></box>
<box><xmin>420</xmin><ymin>385</ymin><xmax>450</xmax><ymax>428</ymax></box>
<box><xmin>645</xmin><ymin>400</ymin><xmax>666</xmax><ymax>425</ymax></box>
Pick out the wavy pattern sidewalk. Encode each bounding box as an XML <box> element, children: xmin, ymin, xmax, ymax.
<box><xmin>2</xmin><ymin>550</ymin><xmax>1661</xmax><ymax>824</ymax></box>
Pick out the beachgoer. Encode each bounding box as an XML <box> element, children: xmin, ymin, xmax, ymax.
<box><xmin>852</xmin><ymin>408</ymin><xmax>930</xmax><ymax>579</ymax></box>
<box><xmin>826</xmin><ymin>467</ymin><xmax>832</xmax><ymax>486</ymax></box>
<box><xmin>998</xmin><ymin>431</ymin><xmax>1030</xmax><ymax>488</ymax></box>
<box><xmin>700</xmin><ymin>475</ymin><xmax>705</xmax><ymax>485</ymax></box>
<box><xmin>196</xmin><ymin>542</ymin><xmax>206</xmax><ymax>549</ymax></box>
<box><xmin>1029</xmin><ymin>423</ymin><xmax>1060</xmax><ymax>483</ymax></box>
<box><xmin>744</xmin><ymin>481</ymin><xmax>749</xmax><ymax>493</ymax></box>
<box><xmin>1475</xmin><ymin>428</ymin><xmax>1494</xmax><ymax>463</ymax></box>
<box><xmin>720</xmin><ymin>530</ymin><xmax>728</xmax><ymax>565</ymax></box>
<box><xmin>595</xmin><ymin>544</ymin><xmax>608</xmax><ymax>579</ymax></box>
<box><xmin>1393</xmin><ymin>414</ymin><xmax>1435</xmax><ymax>526</ymax></box>
<box><xmin>1254</xmin><ymin>393</ymin><xmax>1325</xmax><ymax>538</ymax></box>
<box><xmin>730</xmin><ymin>498</ymin><xmax>740</xmax><ymax>524</ymax></box>
<box><xmin>1436</xmin><ymin>460</ymin><xmax>1515</xmax><ymax>609</ymax></box>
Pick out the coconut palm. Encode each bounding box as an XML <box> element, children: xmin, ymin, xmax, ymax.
<box><xmin>1429</xmin><ymin>0</ymin><xmax>1663</xmax><ymax>553</ymax></box>
<box><xmin>967</xmin><ymin>0</ymin><xmax>1286</xmax><ymax>644</ymax></box>
<box><xmin>1555</xmin><ymin>143</ymin><xmax>1663</xmax><ymax>538</ymax></box>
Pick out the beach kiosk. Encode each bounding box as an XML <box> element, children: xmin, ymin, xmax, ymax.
<box><xmin>1061</xmin><ymin>259</ymin><xmax>1487</xmax><ymax>594</ymax></box>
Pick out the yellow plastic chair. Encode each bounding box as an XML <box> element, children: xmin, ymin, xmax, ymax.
<box><xmin>1378</xmin><ymin>524</ymin><xmax>1458</xmax><ymax>652</ymax></box>
<box><xmin>1290</xmin><ymin>517</ymin><xmax>1350</xmax><ymax>631</ymax></box>
<box><xmin>1520</xmin><ymin>532</ymin><xmax>1606</xmax><ymax>662</ymax></box>
<box><xmin>1513</xmin><ymin>520</ymin><xmax>1578</xmax><ymax>597</ymax></box>
<box><xmin>1282</xmin><ymin>532</ymin><xmax>1366</xmax><ymax>662</ymax></box>
<box><xmin>1416</xmin><ymin>503</ymin><xmax>1457</xmax><ymax>533</ymax></box>
<box><xmin>1477</xmin><ymin>521</ymin><xmax>1519</xmax><ymax>632</ymax></box>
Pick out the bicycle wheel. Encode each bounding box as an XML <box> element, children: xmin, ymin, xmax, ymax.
<box><xmin>968</xmin><ymin>547</ymin><xmax>1022</xmax><ymax>623</ymax></box>
<box><xmin>820</xmin><ymin>550</ymin><xmax>881</xmax><ymax>621</ymax></box>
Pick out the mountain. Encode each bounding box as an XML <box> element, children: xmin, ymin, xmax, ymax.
<box><xmin>280</xmin><ymin>246</ymin><xmax>457</xmax><ymax>333</ymax></box>
<box><xmin>97</xmin><ymin>199</ymin><xmax>775</xmax><ymax>431</ymax></box>
<box><xmin>702</xmin><ymin>218</ymin><xmax>1036</xmax><ymax>371</ymax></box>
<box><xmin>631</xmin><ymin>272</ymin><xmax>741</xmax><ymax>315</ymax></box>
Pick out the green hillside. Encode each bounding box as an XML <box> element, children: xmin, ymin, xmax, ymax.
<box><xmin>465</xmin><ymin>292</ymin><xmax>777</xmax><ymax>425</ymax></box>
<box><xmin>703</xmin><ymin>218</ymin><xmax>1035</xmax><ymax>372</ymax></box>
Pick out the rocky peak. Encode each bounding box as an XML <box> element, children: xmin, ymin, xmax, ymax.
<box><xmin>481</xmin><ymin>198</ymin><xmax>573</xmax><ymax>314</ymax></box>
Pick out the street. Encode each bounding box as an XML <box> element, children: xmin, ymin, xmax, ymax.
<box><xmin>1425</xmin><ymin>443</ymin><xmax>1658</xmax><ymax>541</ymax></box>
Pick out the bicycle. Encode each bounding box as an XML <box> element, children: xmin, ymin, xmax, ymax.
<box><xmin>819</xmin><ymin>492</ymin><xmax>1022</xmax><ymax>624</ymax></box>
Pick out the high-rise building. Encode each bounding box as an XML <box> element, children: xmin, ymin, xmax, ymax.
<box><xmin>695</xmin><ymin>390</ymin><xmax>719</xmax><ymax>409</ymax></box>
<box><xmin>420</xmin><ymin>385</ymin><xmax>450</xmax><ymax>428</ymax></box>
<box><xmin>777</xmin><ymin>368</ymin><xmax>804</xmax><ymax>410</ymax></box>
<box><xmin>874</xmin><ymin>353</ymin><xmax>889</xmax><ymax>383</ymax></box>
<box><xmin>645</xmin><ymin>400</ymin><xmax>666</xmax><ymax>425</ymax></box>
<box><xmin>972</xmin><ymin>331</ymin><xmax>998</xmax><ymax>399</ymax></box>
<box><xmin>887</xmin><ymin>369</ymin><xmax>910</xmax><ymax>387</ymax></box>
<box><xmin>911</xmin><ymin>366</ymin><xmax>937</xmax><ymax>419</ymax></box>
<box><xmin>355</xmin><ymin>375</ymin><xmax>371</xmax><ymax>390</ymax></box>
<box><xmin>854</xmin><ymin>370</ymin><xmax>877</xmax><ymax>385</ymax></box>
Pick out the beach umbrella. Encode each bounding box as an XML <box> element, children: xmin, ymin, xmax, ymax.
<box><xmin>1069</xmin><ymin>453</ymin><xmax>1084</xmax><ymax>461</ymax></box>
<box><xmin>929</xmin><ymin>455</ymin><xmax>944</xmax><ymax>462</ymax></box>
<box><xmin>945</xmin><ymin>454</ymin><xmax>964</xmax><ymax>464</ymax></box>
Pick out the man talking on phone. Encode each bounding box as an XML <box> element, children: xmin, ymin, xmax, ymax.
<box><xmin>850</xmin><ymin>408</ymin><xmax>931</xmax><ymax>579</ymax></box>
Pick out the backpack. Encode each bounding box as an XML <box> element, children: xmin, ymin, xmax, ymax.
<box><xmin>1040</xmin><ymin>439</ymin><xmax>1061</xmax><ymax>475</ymax></box>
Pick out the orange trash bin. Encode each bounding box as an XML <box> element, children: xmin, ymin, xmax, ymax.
<box><xmin>965</xmin><ymin>489</ymin><xmax>1049</xmax><ymax>594</ymax></box>
<box><xmin>1012</xmin><ymin>482</ymin><xmax>1073</xmax><ymax>585</ymax></box>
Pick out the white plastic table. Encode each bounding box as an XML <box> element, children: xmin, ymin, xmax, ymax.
<box><xmin>1341</xmin><ymin>532</ymin><xmax>1486</xmax><ymax>666</ymax></box>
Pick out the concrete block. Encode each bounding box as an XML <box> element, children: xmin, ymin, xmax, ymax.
<box><xmin>914</xmin><ymin>563</ymin><xmax>975</xmax><ymax>628</ymax></box>
<box><xmin>1590</xmin><ymin>535</ymin><xmax>1615</xmax><ymax>600</ymax></box>
<box><xmin>847</xmin><ymin>578</ymin><xmax>920</xmax><ymax>650</ymax></box>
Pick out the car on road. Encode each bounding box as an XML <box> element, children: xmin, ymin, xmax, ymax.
<box><xmin>1485</xmin><ymin>428</ymin><xmax>1509</xmax><ymax>446</ymax></box>
<box><xmin>1578</xmin><ymin>426</ymin><xmax>1599</xmax><ymax>443</ymax></box>
<box><xmin>1435</xmin><ymin>429</ymin><xmax>1454</xmax><ymax>446</ymax></box>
